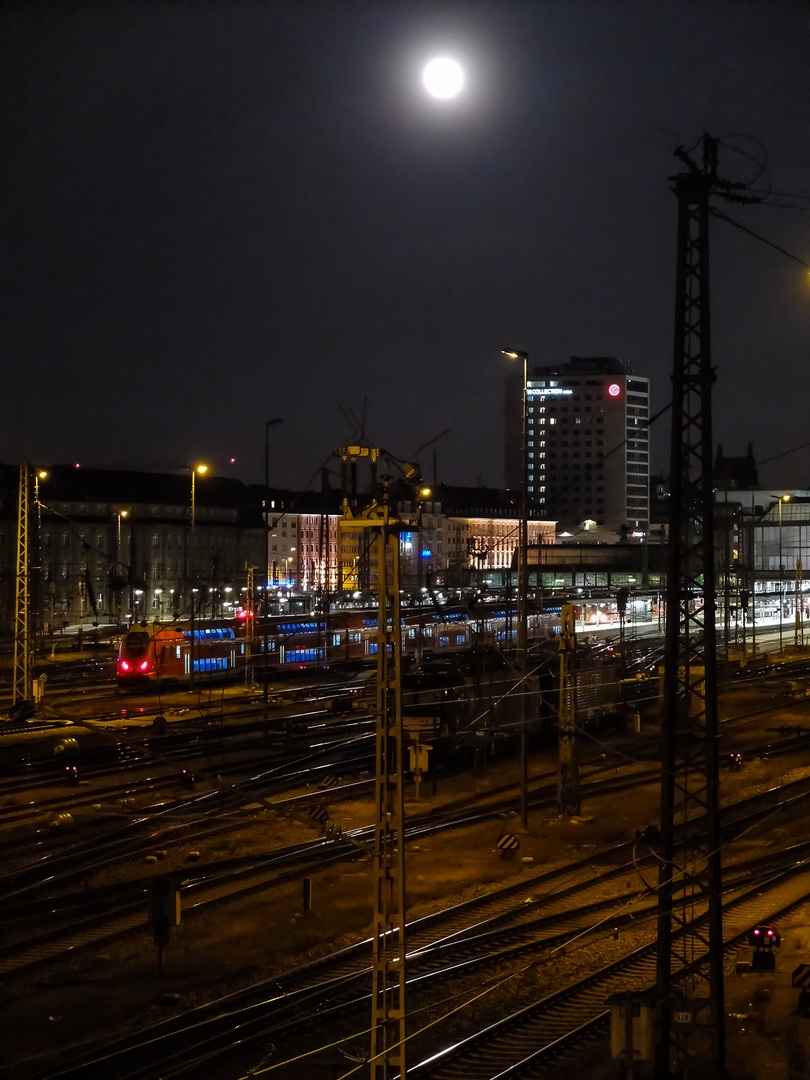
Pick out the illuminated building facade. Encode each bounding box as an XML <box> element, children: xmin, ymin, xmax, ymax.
<box><xmin>506</xmin><ymin>356</ymin><xmax>650</xmax><ymax>535</ymax></box>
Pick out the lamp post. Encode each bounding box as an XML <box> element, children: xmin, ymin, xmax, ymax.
<box><xmin>778</xmin><ymin>494</ymin><xmax>790</xmax><ymax>656</ymax></box>
<box><xmin>263</xmin><ymin>419</ymin><xmax>284</xmax><ymax>724</ymax></box>
<box><xmin>191</xmin><ymin>464</ymin><xmax>208</xmax><ymax>532</ymax></box>
<box><xmin>33</xmin><ymin>470</ymin><xmax>47</xmax><ymax>644</ymax></box>
<box><xmin>189</xmin><ymin>464</ymin><xmax>208</xmax><ymax>689</ymax></box>
<box><xmin>502</xmin><ymin>348</ymin><xmax>529</xmax><ymax>828</ymax></box>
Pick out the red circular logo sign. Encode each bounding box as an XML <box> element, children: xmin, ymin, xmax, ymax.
<box><xmin>607</xmin><ymin>383</ymin><xmax>621</xmax><ymax>398</ymax></box>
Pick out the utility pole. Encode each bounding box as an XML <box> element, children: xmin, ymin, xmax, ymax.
<box><xmin>655</xmin><ymin>134</ymin><xmax>754</xmax><ymax>1079</ymax></box>
<box><xmin>334</xmin><ymin>446</ymin><xmax>427</xmax><ymax>1080</ymax></box>
<box><xmin>244</xmin><ymin>565</ymin><xmax>256</xmax><ymax>684</ymax></box>
<box><xmin>264</xmin><ymin>419</ymin><xmax>283</xmax><ymax>722</ymax></box>
<box><xmin>13</xmin><ymin>464</ymin><xmax>33</xmax><ymax>711</ymax></box>
<box><xmin>502</xmin><ymin>349</ymin><xmax>530</xmax><ymax>827</ymax></box>
<box><xmin>557</xmin><ymin>604</ymin><xmax>580</xmax><ymax>814</ymax></box>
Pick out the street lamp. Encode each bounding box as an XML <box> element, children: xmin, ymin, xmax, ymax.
<box><xmin>188</xmin><ymin>464</ymin><xmax>208</xmax><ymax>690</ymax></box>
<box><xmin>190</xmin><ymin>464</ymin><xmax>208</xmax><ymax>532</ymax></box>
<box><xmin>263</xmin><ymin>419</ymin><xmax>284</xmax><ymax>725</ymax></box>
<box><xmin>502</xmin><ymin>348</ymin><xmax>529</xmax><ymax>828</ymax></box>
<box><xmin>778</xmin><ymin>494</ymin><xmax>790</xmax><ymax>655</ymax></box>
<box><xmin>112</xmin><ymin>508</ymin><xmax>131</xmax><ymax>621</ymax></box>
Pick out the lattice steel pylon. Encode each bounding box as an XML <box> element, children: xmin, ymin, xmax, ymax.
<box><xmin>244</xmin><ymin>565</ymin><xmax>256</xmax><ymax>685</ymax></box>
<box><xmin>334</xmin><ymin>446</ymin><xmax>424</xmax><ymax>1080</ymax></box>
<box><xmin>13</xmin><ymin>464</ymin><xmax>33</xmax><ymax>707</ymax></box>
<box><xmin>655</xmin><ymin>135</ymin><xmax>751</xmax><ymax>1079</ymax></box>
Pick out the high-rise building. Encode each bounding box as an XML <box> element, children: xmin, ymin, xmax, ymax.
<box><xmin>505</xmin><ymin>356</ymin><xmax>650</xmax><ymax>535</ymax></box>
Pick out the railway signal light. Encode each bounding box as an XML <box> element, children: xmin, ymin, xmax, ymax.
<box><xmin>749</xmin><ymin>925</ymin><xmax>780</xmax><ymax>949</ymax></box>
<box><xmin>749</xmin><ymin>924</ymin><xmax>780</xmax><ymax>972</ymax></box>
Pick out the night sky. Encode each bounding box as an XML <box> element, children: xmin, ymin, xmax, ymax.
<box><xmin>3</xmin><ymin>1</ymin><xmax>809</xmax><ymax>493</ymax></box>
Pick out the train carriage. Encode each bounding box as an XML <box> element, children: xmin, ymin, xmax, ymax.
<box><xmin>117</xmin><ymin>603</ymin><xmax>563</xmax><ymax>688</ymax></box>
<box><xmin>117</xmin><ymin>622</ymin><xmax>244</xmax><ymax>686</ymax></box>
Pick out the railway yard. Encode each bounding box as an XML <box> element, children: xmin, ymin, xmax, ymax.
<box><xmin>3</xmin><ymin>639</ymin><xmax>810</xmax><ymax>1078</ymax></box>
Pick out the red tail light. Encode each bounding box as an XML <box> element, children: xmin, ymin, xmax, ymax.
<box><xmin>139</xmin><ymin>660</ymin><xmax>149</xmax><ymax>671</ymax></box>
<box><xmin>120</xmin><ymin>660</ymin><xmax>130</xmax><ymax>672</ymax></box>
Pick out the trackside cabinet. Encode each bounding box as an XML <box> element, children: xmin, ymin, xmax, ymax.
<box><xmin>607</xmin><ymin>990</ymin><xmax>654</xmax><ymax>1077</ymax></box>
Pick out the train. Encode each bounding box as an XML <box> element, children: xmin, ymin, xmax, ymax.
<box><xmin>116</xmin><ymin>605</ymin><xmax>565</xmax><ymax>688</ymax></box>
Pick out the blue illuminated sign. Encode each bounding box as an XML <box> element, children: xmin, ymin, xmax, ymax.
<box><xmin>421</xmin><ymin>549</ymin><xmax>432</xmax><ymax>558</ymax></box>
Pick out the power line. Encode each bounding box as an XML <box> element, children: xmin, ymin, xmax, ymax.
<box><xmin>710</xmin><ymin>206</ymin><xmax>810</xmax><ymax>270</ymax></box>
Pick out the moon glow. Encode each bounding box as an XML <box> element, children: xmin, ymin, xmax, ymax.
<box><xmin>422</xmin><ymin>57</ymin><xmax>464</xmax><ymax>99</ymax></box>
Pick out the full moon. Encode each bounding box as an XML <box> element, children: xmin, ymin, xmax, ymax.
<box><xmin>422</xmin><ymin>57</ymin><xmax>464</xmax><ymax>99</ymax></box>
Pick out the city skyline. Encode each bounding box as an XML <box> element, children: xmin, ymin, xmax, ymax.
<box><xmin>3</xmin><ymin>2</ymin><xmax>809</xmax><ymax>493</ymax></box>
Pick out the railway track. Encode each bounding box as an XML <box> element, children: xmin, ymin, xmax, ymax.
<box><xmin>11</xmin><ymin>828</ymin><xmax>810</xmax><ymax>1080</ymax></box>
<box><xmin>406</xmin><ymin>868</ymin><xmax>810</xmax><ymax>1080</ymax></box>
<box><xmin>4</xmin><ymin>753</ymin><xmax>810</xmax><ymax>984</ymax></box>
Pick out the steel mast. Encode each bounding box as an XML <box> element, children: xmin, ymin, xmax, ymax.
<box><xmin>13</xmin><ymin>464</ymin><xmax>33</xmax><ymax>711</ymax></box>
<box><xmin>335</xmin><ymin>446</ymin><xmax>425</xmax><ymax>1080</ymax></box>
<box><xmin>655</xmin><ymin>134</ymin><xmax>751</xmax><ymax>1078</ymax></box>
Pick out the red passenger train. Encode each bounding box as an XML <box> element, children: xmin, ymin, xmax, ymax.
<box><xmin>116</xmin><ymin>606</ymin><xmax>563</xmax><ymax>688</ymax></box>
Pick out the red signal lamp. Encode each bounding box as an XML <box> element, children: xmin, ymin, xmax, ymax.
<box><xmin>749</xmin><ymin>925</ymin><xmax>781</xmax><ymax>949</ymax></box>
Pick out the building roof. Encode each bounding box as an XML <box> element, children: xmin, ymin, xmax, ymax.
<box><xmin>532</xmin><ymin>356</ymin><xmax>631</xmax><ymax>377</ymax></box>
<box><xmin>436</xmin><ymin>483</ymin><xmax>549</xmax><ymax>520</ymax></box>
<box><xmin>0</xmin><ymin>464</ymin><xmax>265</xmax><ymax>527</ymax></box>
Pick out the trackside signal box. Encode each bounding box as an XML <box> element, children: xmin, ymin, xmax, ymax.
<box><xmin>147</xmin><ymin>875</ymin><xmax>181</xmax><ymax>973</ymax></box>
<box><xmin>607</xmin><ymin>990</ymin><xmax>654</xmax><ymax>1074</ymax></box>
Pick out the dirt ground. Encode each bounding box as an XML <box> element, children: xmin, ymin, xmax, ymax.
<box><xmin>5</xmin><ymin>721</ymin><xmax>810</xmax><ymax>1078</ymax></box>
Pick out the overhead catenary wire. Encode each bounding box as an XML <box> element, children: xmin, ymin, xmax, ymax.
<box><xmin>710</xmin><ymin>205</ymin><xmax>810</xmax><ymax>270</ymax></box>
